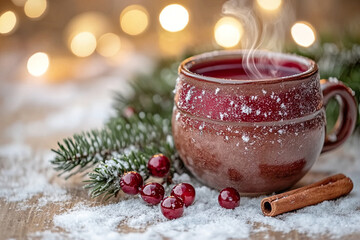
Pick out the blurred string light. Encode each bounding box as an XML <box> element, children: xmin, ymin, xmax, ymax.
<box><xmin>70</xmin><ymin>32</ymin><xmax>97</xmax><ymax>57</ymax></box>
<box><xmin>256</xmin><ymin>0</ymin><xmax>282</xmax><ymax>11</ymax></box>
<box><xmin>0</xmin><ymin>11</ymin><xmax>17</xmax><ymax>35</ymax></box>
<box><xmin>27</xmin><ymin>52</ymin><xmax>49</xmax><ymax>77</ymax></box>
<box><xmin>159</xmin><ymin>4</ymin><xmax>189</xmax><ymax>32</ymax></box>
<box><xmin>66</xmin><ymin>12</ymin><xmax>110</xmax><ymax>39</ymax></box>
<box><xmin>291</xmin><ymin>21</ymin><xmax>316</xmax><ymax>47</ymax></box>
<box><xmin>214</xmin><ymin>17</ymin><xmax>243</xmax><ymax>48</ymax></box>
<box><xmin>66</xmin><ymin>12</ymin><xmax>110</xmax><ymax>57</ymax></box>
<box><xmin>97</xmin><ymin>33</ymin><xmax>121</xmax><ymax>57</ymax></box>
<box><xmin>120</xmin><ymin>5</ymin><xmax>149</xmax><ymax>36</ymax></box>
<box><xmin>24</xmin><ymin>0</ymin><xmax>47</xmax><ymax>19</ymax></box>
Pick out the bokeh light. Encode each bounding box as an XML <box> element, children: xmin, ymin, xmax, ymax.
<box><xmin>97</xmin><ymin>33</ymin><xmax>121</xmax><ymax>57</ymax></box>
<box><xmin>120</xmin><ymin>5</ymin><xmax>149</xmax><ymax>36</ymax></box>
<box><xmin>214</xmin><ymin>17</ymin><xmax>244</xmax><ymax>48</ymax></box>
<box><xmin>70</xmin><ymin>32</ymin><xmax>97</xmax><ymax>57</ymax></box>
<box><xmin>159</xmin><ymin>4</ymin><xmax>189</xmax><ymax>32</ymax></box>
<box><xmin>27</xmin><ymin>52</ymin><xmax>49</xmax><ymax>77</ymax></box>
<box><xmin>256</xmin><ymin>0</ymin><xmax>282</xmax><ymax>11</ymax></box>
<box><xmin>291</xmin><ymin>22</ymin><xmax>316</xmax><ymax>47</ymax></box>
<box><xmin>24</xmin><ymin>0</ymin><xmax>47</xmax><ymax>19</ymax></box>
<box><xmin>0</xmin><ymin>11</ymin><xmax>17</xmax><ymax>35</ymax></box>
<box><xmin>66</xmin><ymin>12</ymin><xmax>110</xmax><ymax>46</ymax></box>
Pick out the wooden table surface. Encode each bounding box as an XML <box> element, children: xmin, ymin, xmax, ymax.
<box><xmin>0</xmin><ymin>66</ymin><xmax>359</xmax><ymax>240</ymax></box>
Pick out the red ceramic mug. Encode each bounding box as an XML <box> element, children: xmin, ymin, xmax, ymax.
<box><xmin>172</xmin><ymin>50</ymin><xmax>357</xmax><ymax>195</ymax></box>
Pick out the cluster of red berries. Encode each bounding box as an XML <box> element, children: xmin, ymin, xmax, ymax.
<box><xmin>119</xmin><ymin>154</ymin><xmax>196</xmax><ymax>220</ymax></box>
<box><xmin>120</xmin><ymin>154</ymin><xmax>242</xmax><ymax>220</ymax></box>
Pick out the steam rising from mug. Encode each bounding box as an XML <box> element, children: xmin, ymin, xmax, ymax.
<box><xmin>222</xmin><ymin>0</ymin><xmax>295</xmax><ymax>79</ymax></box>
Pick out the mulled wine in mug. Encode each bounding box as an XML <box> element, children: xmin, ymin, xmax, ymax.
<box><xmin>172</xmin><ymin>50</ymin><xmax>357</xmax><ymax>195</ymax></box>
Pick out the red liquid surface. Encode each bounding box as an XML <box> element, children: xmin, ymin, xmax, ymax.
<box><xmin>190</xmin><ymin>58</ymin><xmax>307</xmax><ymax>80</ymax></box>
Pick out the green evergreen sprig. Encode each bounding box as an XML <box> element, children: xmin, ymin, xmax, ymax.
<box><xmin>114</xmin><ymin>59</ymin><xmax>178</xmax><ymax>119</ymax></box>
<box><xmin>51</xmin><ymin>113</ymin><xmax>173</xmax><ymax>179</ymax></box>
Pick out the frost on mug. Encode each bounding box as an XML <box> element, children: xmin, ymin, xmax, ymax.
<box><xmin>172</xmin><ymin>50</ymin><xmax>357</xmax><ymax>195</ymax></box>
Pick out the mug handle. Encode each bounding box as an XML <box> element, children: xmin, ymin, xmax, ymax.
<box><xmin>321</xmin><ymin>79</ymin><xmax>357</xmax><ymax>153</ymax></box>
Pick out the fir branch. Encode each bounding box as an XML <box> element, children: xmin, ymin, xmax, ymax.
<box><xmin>114</xmin><ymin>60</ymin><xmax>179</xmax><ymax>118</ymax></box>
<box><xmin>51</xmin><ymin>113</ymin><xmax>172</xmax><ymax>178</ymax></box>
<box><xmin>84</xmin><ymin>143</ymin><xmax>176</xmax><ymax>199</ymax></box>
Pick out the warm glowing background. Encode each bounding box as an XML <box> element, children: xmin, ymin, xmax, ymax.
<box><xmin>0</xmin><ymin>0</ymin><xmax>359</xmax><ymax>82</ymax></box>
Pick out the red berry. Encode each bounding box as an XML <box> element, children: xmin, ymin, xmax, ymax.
<box><xmin>171</xmin><ymin>183</ymin><xmax>196</xmax><ymax>207</ymax></box>
<box><xmin>119</xmin><ymin>171</ymin><xmax>143</xmax><ymax>195</ymax></box>
<box><xmin>140</xmin><ymin>183</ymin><xmax>165</xmax><ymax>205</ymax></box>
<box><xmin>218</xmin><ymin>187</ymin><xmax>240</xmax><ymax>209</ymax></box>
<box><xmin>160</xmin><ymin>196</ymin><xmax>184</xmax><ymax>220</ymax></box>
<box><xmin>147</xmin><ymin>154</ymin><xmax>170</xmax><ymax>178</ymax></box>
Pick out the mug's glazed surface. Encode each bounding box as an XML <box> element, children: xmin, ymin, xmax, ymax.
<box><xmin>172</xmin><ymin>50</ymin><xmax>357</xmax><ymax>195</ymax></box>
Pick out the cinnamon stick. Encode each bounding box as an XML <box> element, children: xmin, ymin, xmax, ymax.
<box><xmin>261</xmin><ymin>173</ymin><xmax>353</xmax><ymax>217</ymax></box>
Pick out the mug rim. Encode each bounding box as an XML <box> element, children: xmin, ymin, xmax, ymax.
<box><xmin>179</xmin><ymin>50</ymin><xmax>318</xmax><ymax>84</ymax></box>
